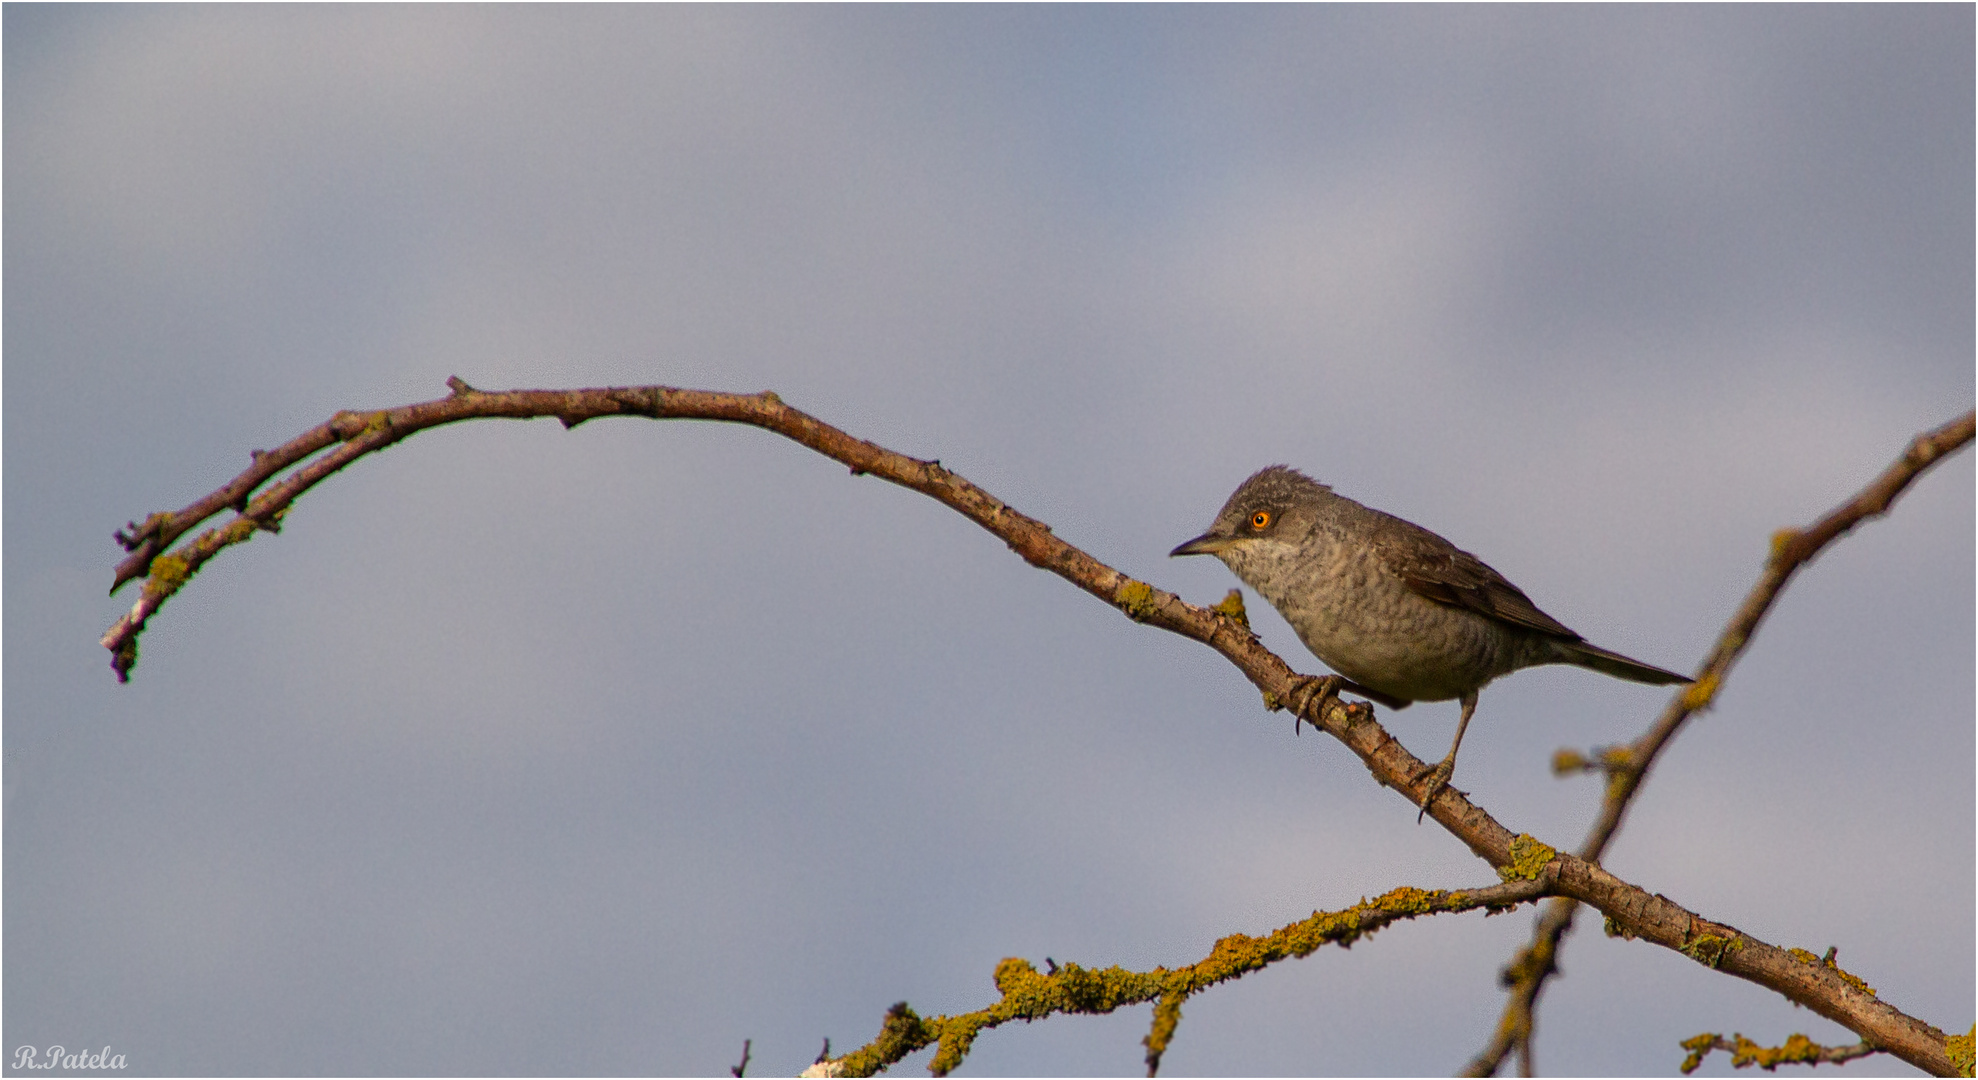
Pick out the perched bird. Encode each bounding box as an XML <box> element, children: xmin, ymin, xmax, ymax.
<box><xmin>1171</xmin><ymin>465</ymin><xmax>1689</xmax><ymax>817</ymax></box>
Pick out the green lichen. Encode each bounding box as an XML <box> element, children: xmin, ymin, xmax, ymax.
<box><xmin>1114</xmin><ymin>579</ymin><xmax>1159</xmax><ymax>621</ymax></box>
<box><xmin>1211</xmin><ymin>589</ymin><xmax>1250</xmax><ymax>629</ymax></box>
<box><xmin>1603</xmin><ymin>915</ymin><xmax>1636</xmax><ymax>941</ymax></box>
<box><xmin>1681</xmin><ymin>933</ymin><xmax>1743</xmax><ymax>969</ymax></box>
<box><xmin>1946</xmin><ymin>1026</ymin><xmax>1974</xmax><ymax>1078</ymax></box>
<box><xmin>1495</xmin><ymin>834</ymin><xmax>1556</xmax><ymax>882</ymax></box>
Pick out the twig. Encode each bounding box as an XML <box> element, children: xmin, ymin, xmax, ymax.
<box><xmin>1678</xmin><ymin>1032</ymin><xmax>1879</xmax><ymax>1073</ymax></box>
<box><xmin>729</xmin><ymin>1037</ymin><xmax>750</xmax><ymax>1077</ymax></box>
<box><xmin>1464</xmin><ymin>410</ymin><xmax>1975</xmax><ymax>1077</ymax></box>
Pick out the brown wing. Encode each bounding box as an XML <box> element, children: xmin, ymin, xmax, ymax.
<box><xmin>1368</xmin><ymin>511</ymin><xmax>1582</xmax><ymax>641</ymax></box>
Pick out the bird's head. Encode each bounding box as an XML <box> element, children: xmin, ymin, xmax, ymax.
<box><xmin>1169</xmin><ymin>465</ymin><xmax>1332</xmax><ymax>562</ymax></box>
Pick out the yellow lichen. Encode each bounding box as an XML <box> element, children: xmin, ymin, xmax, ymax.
<box><xmin>1142</xmin><ymin>990</ymin><xmax>1186</xmax><ymax>1071</ymax></box>
<box><xmin>1681</xmin><ymin>672</ymin><xmax>1720</xmax><ymax>711</ymax></box>
<box><xmin>824</xmin><ymin>882</ymin><xmax>1533</xmax><ymax>1078</ymax></box>
<box><xmin>1211</xmin><ymin>589</ymin><xmax>1250</xmax><ymax>629</ymax></box>
<box><xmin>1679</xmin><ymin>1032</ymin><xmax>1720</xmax><ymax>1075</ymax></box>
<box><xmin>1551</xmin><ymin>748</ymin><xmax>1588</xmax><ymax>775</ymax></box>
<box><xmin>1375</xmin><ymin>886</ymin><xmax>1443</xmax><ymax>915</ymax></box>
<box><xmin>1496</xmin><ymin>835</ymin><xmax>1556</xmax><ymax>882</ymax></box>
<box><xmin>1679</xmin><ymin>1031</ymin><xmax>1834</xmax><ymax>1074</ymax></box>
<box><xmin>1743</xmin><ymin>1033</ymin><xmax>1816</xmax><ymax>1069</ymax></box>
<box><xmin>1945</xmin><ymin>1026</ymin><xmax>1974</xmax><ymax>1078</ymax></box>
<box><xmin>1681</xmin><ymin>933</ymin><xmax>1743</xmax><ymax>969</ymax></box>
<box><xmin>334</xmin><ymin>410</ymin><xmax>393</xmax><ymax>440</ymax></box>
<box><xmin>1114</xmin><ymin>579</ymin><xmax>1159</xmax><ymax>620</ymax></box>
<box><xmin>1787</xmin><ymin>946</ymin><xmax>1876</xmax><ymax>997</ymax></box>
<box><xmin>146</xmin><ymin>553</ymin><xmax>191</xmax><ymax>595</ymax></box>
<box><xmin>1825</xmin><ymin>959</ymin><xmax>1875</xmax><ymax>998</ymax></box>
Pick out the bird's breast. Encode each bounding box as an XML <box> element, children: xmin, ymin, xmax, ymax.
<box><xmin>1222</xmin><ymin>538</ymin><xmax>1519</xmax><ymax>702</ymax></box>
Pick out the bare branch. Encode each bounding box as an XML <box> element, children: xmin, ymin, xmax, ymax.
<box><xmin>1590</xmin><ymin>408</ymin><xmax>1973</xmax><ymax>860</ymax></box>
<box><xmin>1466</xmin><ymin>410</ymin><xmax>1976</xmax><ymax>1077</ymax></box>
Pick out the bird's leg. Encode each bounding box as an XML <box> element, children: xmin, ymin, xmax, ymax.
<box><xmin>1285</xmin><ymin>675</ymin><xmax>1344</xmax><ymax>735</ymax></box>
<box><xmin>1416</xmin><ymin>690</ymin><xmax>1477</xmax><ymax>823</ymax></box>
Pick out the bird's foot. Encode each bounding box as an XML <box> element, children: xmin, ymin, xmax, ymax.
<box><xmin>1415</xmin><ymin>757</ymin><xmax>1457</xmax><ymax>824</ymax></box>
<box><xmin>1285</xmin><ymin>675</ymin><xmax>1343</xmax><ymax>735</ymax></box>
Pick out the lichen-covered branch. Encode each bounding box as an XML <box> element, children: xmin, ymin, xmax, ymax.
<box><xmin>1678</xmin><ymin>1032</ymin><xmax>1880</xmax><ymax>1074</ymax></box>
<box><xmin>802</xmin><ymin>879</ymin><xmax>1549</xmax><ymax>1078</ymax></box>
<box><xmin>103</xmin><ymin>384</ymin><xmax>1970</xmax><ymax>1074</ymax></box>
<box><xmin>1466</xmin><ymin>410</ymin><xmax>1975</xmax><ymax>1078</ymax></box>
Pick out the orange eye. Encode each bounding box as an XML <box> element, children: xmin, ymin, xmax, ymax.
<box><xmin>1249</xmin><ymin>510</ymin><xmax>1272</xmax><ymax>530</ymax></box>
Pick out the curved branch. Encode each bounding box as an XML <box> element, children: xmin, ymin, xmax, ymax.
<box><xmin>1466</xmin><ymin>410</ymin><xmax>1976</xmax><ymax>1077</ymax></box>
<box><xmin>103</xmin><ymin>383</ymin><xmax>1967</xmax><ymax>1074</ymax></box>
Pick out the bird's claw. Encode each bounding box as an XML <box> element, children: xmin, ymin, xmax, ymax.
<box><xmin>1286</xmin><ymin>675</ymin><xmax>1343</xmax><ymax>734</ymax></box>
<box><xmin>1415</xmin><ymin>758</ymin><xmax>1456</xmax><ymax>824</ymax></box>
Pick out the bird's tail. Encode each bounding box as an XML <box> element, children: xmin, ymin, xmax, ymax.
<box><xmin>1555</xmin><ymin>640</ymin><xmax>1690</xmax><ymax>687</ymax></box>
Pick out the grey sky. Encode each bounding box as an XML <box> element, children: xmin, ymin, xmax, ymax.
<box><xmin>6</xmin><ymin>6</ymin><xmax>1971</xmax><ymax>1076</ymax></box>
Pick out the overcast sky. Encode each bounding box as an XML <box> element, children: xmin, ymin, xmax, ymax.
<box><xmin>5</xmin><ymin>7</ymin><xmax>1972</xmax><ymax>1077</ymax></box>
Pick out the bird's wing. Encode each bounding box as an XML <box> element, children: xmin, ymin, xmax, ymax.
<box><xmin>1370</xmin><ymin>513</ymin><xmax>1582</xmax><ymax>640</ymax></box>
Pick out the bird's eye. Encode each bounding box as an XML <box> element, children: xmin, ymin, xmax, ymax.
<box><xmin>1249</xmin><ymin>510</ymin><xmax>1272</xmax><ymax>530</ymax></box>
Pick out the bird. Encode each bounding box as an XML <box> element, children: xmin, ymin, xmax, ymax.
<box><xmin>1170</xmin><ymin>465</ymin><xmax>1689</xmax><ymax>818</ymax></box>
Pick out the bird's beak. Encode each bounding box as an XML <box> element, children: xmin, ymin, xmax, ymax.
<box><xmin>1169</xmin><ymin>531</ymin><xmax>1233</xmax><ymax>557</ymax></box>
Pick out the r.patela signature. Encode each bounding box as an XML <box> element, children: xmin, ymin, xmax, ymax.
<box><xmin>11</xmin><ymin>1046</ymin><xmax>127</xmax><ymax>1071</ymax></box>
